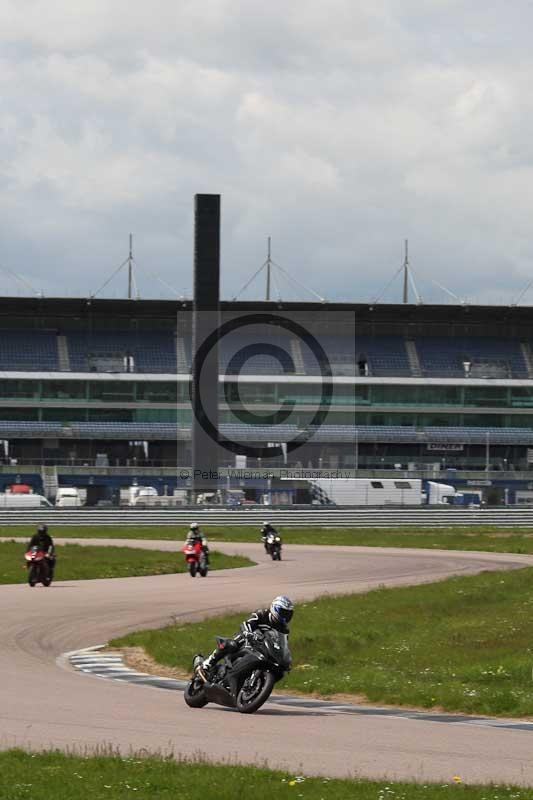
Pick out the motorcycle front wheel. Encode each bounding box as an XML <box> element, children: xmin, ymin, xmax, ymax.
<box><xmin>236</xmin><ymin>670</ymin><xmax>275</xmax><ymax>714</ymax></box>
<box><xmin>184</xmin><ymin>677</ymin><xmax>208</xmax><ymax>708</ymax></box>
<box><xmin>188</xmin><ymin>562</ymin><xmax>197</xmax><ymax>577</ymax></box>
<box><xmin>42</xmin><ymin>562</ymin><xmax>51</xmax><ymax>586</ymax></box>
<box><xmin>28</xmin><ymin>565</ymin><xmax>36</xmax><ymax>587</ymax></box>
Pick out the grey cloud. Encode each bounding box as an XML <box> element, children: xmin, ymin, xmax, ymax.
<box><xmin>1</xmin><ymin>1</ymin><xmax>533</xmax><ymax>303</ymax></box>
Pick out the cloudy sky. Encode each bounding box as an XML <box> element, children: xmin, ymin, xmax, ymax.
<box><xmin>1</xmin><ymin>1</ymin><xmax>533</xmax><ymax>304</ymax></box>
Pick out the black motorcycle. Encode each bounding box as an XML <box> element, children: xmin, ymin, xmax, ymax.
<box><xmin>265</xmin><ymin>533</ymin><xmax>282</xmax><ymax>561</ymax></box>
<box><xmin>184</xmin><ymin>629</ymin><xmax>292</xmax><ymax>714</ymax></box>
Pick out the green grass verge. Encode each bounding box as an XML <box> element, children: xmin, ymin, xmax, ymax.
<box><xmin>112</xmin><ymin>566</ymin><xmax>533</xmax><ymax>717</ymax></box>
<box><xmin>4</xmin><ymin>524</ymin><xmax>533</xmax><ymax>554</ymax></box>
<box><xmin>0</xmin><ymin>541</ymin><xmax>252</xmax><ymax>584</ymax></box>
<box><xmin>0</xmin><ymin>750</ymin><xmax>526</xmax><ymax>799</ymax></box>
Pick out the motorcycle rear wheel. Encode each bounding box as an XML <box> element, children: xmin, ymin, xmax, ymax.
<box><xmin>184</xmin><ymin>677</ymin><xmax>208</xmax><ymax>708</ymax></box>
<box><xmin>236</xmin><ymin>670</ymin><xmax>275</xmax><ymax>714</ymax></box>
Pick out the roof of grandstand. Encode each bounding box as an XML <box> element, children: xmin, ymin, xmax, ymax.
<box><xmin>1</xmin><ymin>295</ymin><xmax>533</xmax><ymax>335</ymax></box>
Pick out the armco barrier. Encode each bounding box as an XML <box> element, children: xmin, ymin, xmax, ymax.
<box><xmin>2</xmin><ymin>508</ymin><xmax>533</xmax><ymax>527</ymax></box>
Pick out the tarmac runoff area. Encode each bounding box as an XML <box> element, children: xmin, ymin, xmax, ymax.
<box><xmin>2</xmin><ymin>537</ymin><xmax>533</xmax><ymax>785</ymax></box>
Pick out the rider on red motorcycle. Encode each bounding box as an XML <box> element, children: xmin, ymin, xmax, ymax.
<box><xmin>26</xmin><ymin>525</ymin><xmax>56</xmax><ymax>579</ymax></box>
<box><xmin>185</xmin><ymin>523</ymin><xmax>209</xmax><ymax>564</ymax></box>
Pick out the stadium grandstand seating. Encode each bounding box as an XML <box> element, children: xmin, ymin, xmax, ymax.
<box><xmin>66</xmin><ymin>332</ymin><xmax>176</xmax><ymax>373</ymax></box>
<box><xmin>0</xmin><ymin>331</ymin><xmax>59</xmax><ymax>371</ymax></box>
<box><xmin>219</xmin><ymin>332</ymin><xmax>296</xmax><ymax>375</ymax></box>
<box><xmin>354</xmin><ymin>336</ymin><xmax>411</xmax><ymax>377</ymax></box>
<box><xmin>1</xmin><ymin>327</ymin><xmax>527</xmax><ymax>380</ymax></box>
<box><xmin>298</xmin><ymin>334</ymin><xmax>356</xmax><ymax>376</ymax></box>
<box><xmin>416</xmin><ymin>337</ymin><xmax>528</xmax><ymax>379</ymax></box>
<box><xmin>0</xmin><ymin>420</ymin><xmax>531</xmax><ymax>447</ymax></box>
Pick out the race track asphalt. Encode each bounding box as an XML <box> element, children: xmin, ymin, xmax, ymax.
<box><xmin>2</xmin><ymin>537</ymin><xmax>533</xmax><ymax>785</ymax></box>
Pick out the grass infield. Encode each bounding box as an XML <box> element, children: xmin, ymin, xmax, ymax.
<box><xmin>3</xmin><ymin>524</ymin><xmax>533</xmax><ymax>554</ymax></box>
<box><xmin>0</xmin><ymin>750</ymin><xmax>529</xmax><ymax>799</ymax></box>
<box><xmin>112</xmin><ymin>566</ymin><xmax>533</xmax><ymax>717</ymax></box>
<box><xmin>0</xmin><ymin>541</ymin><xmax>252</xmax><ymax>584</ymax></box>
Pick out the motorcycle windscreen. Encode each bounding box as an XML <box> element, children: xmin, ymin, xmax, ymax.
<box><xmin>263</xmin><ymin>630</ymin><xmax>292</xmax><ymax>667</ymax></box>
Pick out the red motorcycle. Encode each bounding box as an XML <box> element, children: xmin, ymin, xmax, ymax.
<box><xmin>182</xmin><ymin>541</ymin><xmax>208</xmax><ymax>578</ymax></box>
<box><xmin>24</xmin><ymin>547</ymin><xmax>52</xmax><ymax>587</ymax></box>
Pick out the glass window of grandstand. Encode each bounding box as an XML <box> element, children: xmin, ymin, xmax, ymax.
<box><xmin>464</xmin><ymin>386</ymin><xmax>509</xmax><ymax>407</ymax></box>
<box><xmin>225</xmin><ymin>383</ymin><xmax>277</xmax><ymax>404</ymax></box>
<box><xmin>317</xmin><ymin>411</ymin><xmax>354</xmax><ymax>425</ymax></box>
<box><xmin>369</xmin><ymin>413</ymin><xmax>416</xmax><ymax>426</ymax></box>
<box><xmin>176</xmin><ymin>409</ymin><xmax>192</xmax><ymax>425</ymax></box>
<box><xmin>134</xmin><ymin>409</ymin><xmax>177</xmax><ymax>422</ymax></box>
<box><xmin>41</xmin><ymin>380</ymin><xmax>87</xmax><ymax>400</ymax></box>
<box><xmin>464</xmin><ymin>414</ymin><xmax>504</xmax><ymax>427</ymax></box>
<box><xmin>275</xmin><ymin>384</ymin><xmax>359</xmax><ymax>407</ymax></box>
<box><xmin>506</xmin><ymin>415</ymin><xmax>533</xmax><ymax>427</ymax></box>
<box><xmin>0</xmin><ymin>407</ymin><xmax>38</xmax><ymax>420</ymax></box>
<box><xmin>88</xmin><ymin>408</ymin><xmax>134</xmax><ymax>421</ymax></box>
<box><xmin>419</xmin><ymin>414</ymin><xmax>461</xmax><ymax>426</ymax></box>
<box><xmin>89</xmin><ymin>381</ymin><xmax>135</xmax><ymax>402</ymax></box>
<box><xmin>0</xmin><ymin>380</ymin><xmax>39</xmax><ymax>399</ymax></box>
<box><xmin>353</xmin><ymin>385</ymin><xmax>370</xmax><ymax>405</ymax></box>
<box><xmin>370</xmin><ymin>385</ymin><xmax>461</xmax><ymax>406</ymax></box>
<box><xmin>41</xmin><ymin>408</ymin><xmax>88</xmax><ymax>422</ymax></box>
<box><xmin>511</xmin><ymin>387</ymin><xmax>533</xmax><ymax>408</ymax></box>
<box><xmin>136</xmin><ymin>382</ymin><xmax>179</xmax><ymax>403</ymax></box>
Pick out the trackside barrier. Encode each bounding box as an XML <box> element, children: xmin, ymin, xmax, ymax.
<box><xmin>2</xmin><ymin>508</ymin><xmax>533</xmax><ymax>527</ymax></box>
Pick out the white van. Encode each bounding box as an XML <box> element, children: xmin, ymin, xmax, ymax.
<box><xmin>55</xmin><ymin>487</ymin><xmax>82</xmax><ymax>508</ymax></box>
<box><xmin>0</xmin><ymin>493</ymin><xmax>53</xmax><ymax>508</ymax></box>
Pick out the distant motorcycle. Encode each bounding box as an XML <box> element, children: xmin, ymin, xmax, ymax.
<box><xmin>182</xmin><ymin>541</ymin><xmax>208</xmax><ymax>578</ymax></box>
<box><xmin>265</xmin><ymin>532</ymin><xmax>282</xmax><ymax>561</ymax></box>
<box><xmin>184</xmin><ymin>628</ymin><xmax>292</xmax><ymax>714</ymax></box>
<box><xmin>24</xmin><ymin>547</ymin><xmax>52</xmax><ymax>587</ymax></box>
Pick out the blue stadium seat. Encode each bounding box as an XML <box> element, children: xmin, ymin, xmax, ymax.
<box><xmin>67</xmin><ymin>331</ymin><xmax>176</xmax><ymax>373</ymax></box>
<box><xmin>416</xmin><ymin>337</ymin><xmax>528</xmax><ymax>378</ymax></box>
<box><xmin>0</xmin><ymin>330</ymin><xmax>59</xmax><ymax>371</ymax></box>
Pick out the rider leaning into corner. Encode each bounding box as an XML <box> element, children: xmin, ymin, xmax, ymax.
<box><xmin>26</xmin><ymin>524</ymin><xmax>56</xmax><ymax>579</ymax></box>
<box><xmin>196</xmin><ymin>595</ymin><xmax>294</xmax><ymax>682</ymax></box>
<box><xmin>185</xmin><ymin>522</ymin><xmax>210</xmax><ymax>564</ymax></box>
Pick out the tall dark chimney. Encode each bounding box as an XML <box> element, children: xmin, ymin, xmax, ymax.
<box><xmin>191</xmin><ymin>194</ymin><xmax>220</xmax><ymax>497</ymax></box>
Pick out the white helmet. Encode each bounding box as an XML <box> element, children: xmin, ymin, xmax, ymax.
<box><xmin>190</xmin><ymin>522</ymin><xmax>199</xmax><ymax>531</ymax></box>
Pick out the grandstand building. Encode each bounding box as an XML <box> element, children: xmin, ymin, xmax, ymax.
<box><xmin>1</xmin><ymin>296</ymin><xmax>533</xmax><ymax>503</ymax></box>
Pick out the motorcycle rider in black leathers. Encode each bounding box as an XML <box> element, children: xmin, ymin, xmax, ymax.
<box><xmin>196</xmin><ymin>595</ymin><xmax>294</xmax><ymax>681</ymax></box>
<box><xmin>26</xmin><ymin>524</ymin><xmax>56</xmax><ymax>579</ymax></box>
<box><xmin>260</xmin><ymin>521</ymin><xmax>279</xmax><ymax>553</ymax></box>
<box><xmin>185</xmin><ymin>522</ymin><xmax>210</xmax><ymax>565</ymax></box>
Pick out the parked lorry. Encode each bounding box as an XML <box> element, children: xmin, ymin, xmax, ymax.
<box><xmin>426</xmin><ymin>481</ymin><xmax>456</xmax><ymax>505</ymax></box>
<box><xmin>286</xmin><ymin>477</ymin><xmax>478</xmax><ymax>507</ymax></box>
<box><xmin>302</xmin><ymin>478</ymin><xmax>423</xmax><ymax>506</ymax></box>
